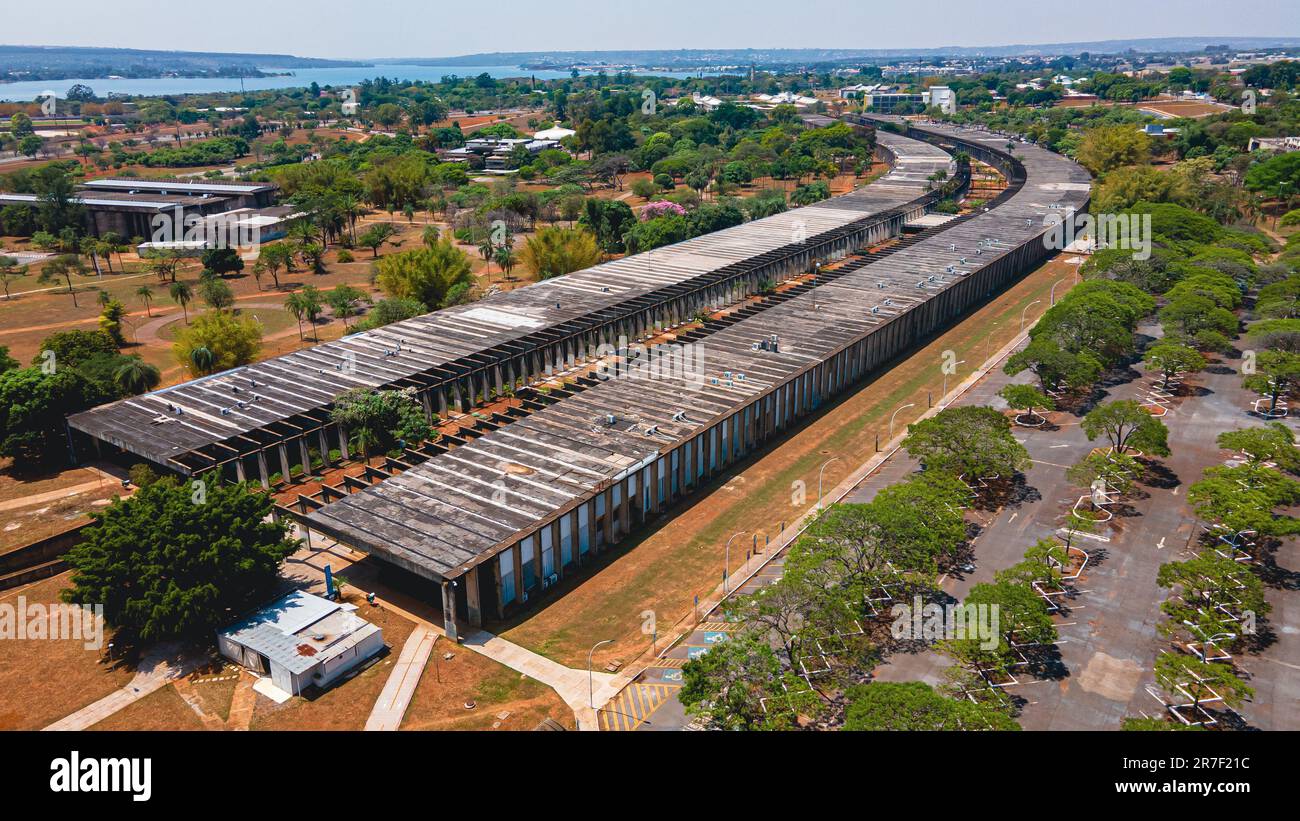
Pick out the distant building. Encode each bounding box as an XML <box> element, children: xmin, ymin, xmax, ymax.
<box><xmin>1249</xmin><ymin>136</ymin><xmax>1300</xmax><ymax>153</ymax></box>
<box><xmin>217</xmin><ymin>590</ymin><xmax>384</xmax><ymax>696</ymax></box>
<box><xmin>863</xmin><ymin>92</ymin><xmax>927</xmax><ymax>113</ymax></box>
<box><xmin>928</xmin><ymin>86</ymin><xmax>957</xmax><ymax>115</ymax></box>
<box><xmin>532</xmin><ymin>126</ymin><xmax>576</xmax><ymax>141</ymax></box>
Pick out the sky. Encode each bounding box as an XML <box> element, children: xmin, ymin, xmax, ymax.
<box><xmin>3</xmin><ymin>0</ymin><xmax>1299</xmax><ymax>60</ymax></box>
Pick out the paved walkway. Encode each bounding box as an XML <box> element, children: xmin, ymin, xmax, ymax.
<box><xmin>43</xmin><ymin>644</ymin><xmax>201</xmax><ymax>731</ymax></box>
<box><xmin>461</xmin><ymin>629</ymin><xmax>625</xmax><ymax>731</ymax></box>
<box><xmin>365</xmin><ymin>626</ymin><xmax>437</xmax><ymax>731</ymax></box>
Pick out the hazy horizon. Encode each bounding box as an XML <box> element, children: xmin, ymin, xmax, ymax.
<box><xmin>3</xmin><ymin>0</ymin><xmax>1299</xmax><ymax>62</ymax></box>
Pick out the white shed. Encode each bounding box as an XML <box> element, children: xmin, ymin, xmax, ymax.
<box><xmin>217</xmin><ymin>591</ymin><xmax>385</xmax><ymax>696</ymax></box>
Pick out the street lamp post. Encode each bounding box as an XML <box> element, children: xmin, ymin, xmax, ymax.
<box><xmin>723</xmin><ymin>531</ymin><xmax>747</xmax><ymax>593</ymax></box>
<box><xmin>1020</xmin><ymin>299</ymin><xmax>1042</xmax><ymax>334</ymax></box>
<box><xmin>1050</xmin><ymin>279</ymin><xmax>1065</xmax><ymax>305</ymax></box>
<box><xmin>889</xmin><ymin>402</ymin><xmax>916</xmax><ymax>440</ymax></box>
<box><xmin>941</xmin><ymin>360</ymin><xmax>966</xmax><ymax>405</ymax></box>
<box><xmin>588</xmin><ymin>638</ymin><xmax>615</xmax><ymax>709</ymax></box>
<box><xmin>817</xmin><ymin>457</ymin><xmax>842</xmax><ymax>510</ymax></box>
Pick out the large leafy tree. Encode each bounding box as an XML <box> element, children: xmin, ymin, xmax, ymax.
<box><xmin>1188</xmin><ymin>464</ymin><xmax>1300</xmax><ymax>537</ymax></box>
<box><xmin>0</xmin><ymin>366</ymin><xmax>112</xmax><ymax>467</ymax></box>
<box><xmin>62</xmin><ymin>480</ymin><xmax>298</xmax><ymax>644</ymax></box>
<box><xmin>373</xmin><ymin>239</ymin><xmax>473</xmax><ymax>309</ymax></box>
<box><xmin>903</xmin><ymin>406</ymin><xmax>1031</xmax><ymax>480</ymax></box>
<box><xmin>1243</xmin><ymin>349</ymin><xmax>1300</xmax><ymax>415</ymax></box>
<box><xmin>1081</xmin><ymin>400</ymin><xmax>1170</xmax><ymax>457</ymax></box>
<box><xmin>172</xmin><ymin>310</ymin><xmax>262</xmax><ymax>376</ymax></box>
<box><xmin>330</xmin><ymin>387</ymin><xmax>433</xmax><ymax>458</ymax></box>
<box><xmin>1143</xmin><ymin>341</ymin><xmax>1206</xmax><ymax>388</ymax></box>
<box><xmin>1004</xmin><ymin>336</ymin><xmax>1102</xmax><ymax>393</ymax></box>
<box><xmin>520</xmin><ymin>226</ymin><xmax>601</xmax><ymax>279</ymax></box>
<box><xmin>679</xmin><ymin>631</ymin><xmax>819</xmax><ymax>730</ymax></box>
<box><xmin>842</xmin><ymin>681</ymin><xmax>1019</xmax><ymax>731</ymax></box>
<box><xmin>1217</xmin><ymin>423</ymin><xmax>1300</xmax><ymax>472</ymax></box>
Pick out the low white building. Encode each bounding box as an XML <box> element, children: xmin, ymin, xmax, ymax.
<box><xmin>217</xmin><ymin>590</ymin><xmax>384</xmax><ymax>696</ymax></box>
<box><xmin>532</xmin><ymin>126</ymin><xmax>576</xmax><ymax>141</ymax></box>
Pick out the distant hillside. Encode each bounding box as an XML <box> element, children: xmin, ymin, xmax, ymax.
<box><xmin>0</xmin><ymin>45</ymin><xmax>366</xmax><ymax>82</ymax></box>
<box><xmin>392</xmin><ymin>37</ymin><xmax>1300</xmax><ymax>69</ymax></box>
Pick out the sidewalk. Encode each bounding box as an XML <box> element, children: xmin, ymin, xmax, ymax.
<box><xmin>43</xmin><ymin>644</ymin><xmax>201</xmax><ymax>731</ymax></box>
<box><xmin>364</xmin><ymin>626</ymin><xmax>436</xmax><ymax>731</ymax></box>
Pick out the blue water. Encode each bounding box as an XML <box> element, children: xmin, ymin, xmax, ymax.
<box><xmin>0</xmin><ymin>63</ymin><xmax>720</xmax><ymax>101</ymax></box>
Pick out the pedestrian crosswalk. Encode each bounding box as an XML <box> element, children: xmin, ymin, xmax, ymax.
<box><xmin>598</xmin><ymin>683</ymin><xmax>677</xmax><ymax>731</ymax></box>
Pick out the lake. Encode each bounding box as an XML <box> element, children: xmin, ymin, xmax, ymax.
<box><xmin>0</xmin><ymin>63</ymin><xmax>722</xmax><ymax>102</ymax></box>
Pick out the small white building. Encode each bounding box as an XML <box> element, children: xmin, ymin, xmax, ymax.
<box><xmin>928</xmin><ymin>86</ymin><xmax>957</xmax><ymax>115</ymax></box>
<box><xmin>532</xmin><ymin>126</ymin><xmax>576</xmax><ymax>141</ymax></box>
<box><xmin>217</xmin><ymin>591</ymin><xmax>384</xmax><ymax>696</ymax></box>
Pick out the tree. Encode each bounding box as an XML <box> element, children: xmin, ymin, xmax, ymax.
<box><xmin>135</xmin><ymin>284</ymin><xmax>155</xmax><ymax>316</ymax></box>
<box><xmin>34</xmin><ymin>329</ymin><xmax>117</xmax><ymax>369</ymax></box>
<box><xmin>62</xmin><ymin>481</ymin><xmax>297</xmax><ymax>644</ymax></box>
<box><xmin>998</xmin><ymin>383</ymin><xmax>1055</xmax><ymax>423</ymax></box>
<box><xmin>169</xmin><ymin>281</ymin><xmax>193</xmax><ymax>324</ymax></box>
<box><xmin>520</xmin><ymin>226</ymin><xmax>601</xmax><ymax>280</ymax></box>
<box><xmin>1188</xmin><ymin>464</ymin><xmax>1300</xmax><ymax>537</ymax></box>
<box><xmin>1217</xmin><ymin>423</ymin><xmax>1300</xmax><ymax>472</ymax></box>
<box><xmin>258</xmin><ymin>243</ymin><xmax>295</xmax><ymax>288</ymax></box>
<box><xmin>1004</xmin><ymin>336</ymin><xmax>1101</xmax><ymax>393</ymax></box>
<box><xmin>37</xmin><ymin>255</ymin><xmax>87</xmax><ymax>307</ymax></box>
<box><xmin>173</xmin><ymin>310</ymin><xmax>262</xmax><ymax>376</ymax></box>
<box><xmin>357</xmin><ymin>223</ymin><xmax>395</xmax><ymax>259</ymax></box>
<box><xmin>354</xmin><ymin>297</ymin><xmax>426</xmax><ymax>332</ymax></box>
<box><xmin>325</xmin><ymin>284</ymin><xmax>366</xmax><ymax>328</ymax></box>
<box><xmin>329</xmin><ymin>387</ymin><xmax>432</xmax><ymax>458</ymax></box>
<box><xmin>200</xmin><ymin>247</ymin><xmax>244</xmax><ymax>278</ymax></box>
<box><xmin>144</xmin><ymin>249</ymin><xmax>182</xmax><ymax>283</ymax></box>
<box><xmin>577</xmin><ymin>199</ymin><xmax>635</xmax><ymax>254</ymax></box>
<box><xmin>374</xmin><ymin>239</ymin><xmax>473</xmax><ymax>309</ymax></box>
<box><xmin>1243</xmin><ymin>350</ymin><xmax>1300</xmax><ymax>415</ymax></box>
<box><xmin>842</xmin><ymin>681</ymin><xmax>1019</xmax><ymax>731</ymax></box>
<box><xmin>942</xmin><ymin>580</ymin><xmax>1057</xmax><ymax>680</ymax></box>
<box><xmin>903</xmin><ymin>406</ymin><xmax>1031</xmax><ymax>480</ymax></box>
<box><xmin>199</xmin><ymin>277</ymin><xmax>235</xmax><ymax>310</ymax></box>
<box><xmin>112</xmin><ymin>357</ymin><xmax>161</xmax><ymax>396</ymax></box>
<box><xmin>1081</xmin><ymin>400</ymin><xmax>1170</xmax><ymax>457</ymax></box>
<box><xmin>1067</xmin><ymin>449</ymin><xmax>1142</xmax><ymax>498</ymax></box>
<box><xmin>0</xmin><ymin>255</ymin><xmax>25</xmax><ymax>300</ymax></box>
<box><xmin>1076</xmin><ymin>124</ymin><xmax>1151</xmax><ymax>175</ymax></box>
<box><xmin>1153</xmin><ymin>653</ymin><xmax>1253</xmax><ymax>713</ymax></box>
<box><xmin>1143</xmin><ymin>341</ymin><xmax>1206</xmax><ymax>389</ymax></box>
<box><xmin>679</xmin><ymin>631</ymin><xmax>818</xmax><ymax>730</ymax></box>
<box><xmin>0</xmin><ymin>366</ymin><xmax>111</xmax><ymax>467</ymax></box>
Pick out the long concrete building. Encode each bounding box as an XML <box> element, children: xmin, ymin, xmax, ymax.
<box><xmin>67</xmin><ymin>128</ymin><xmax>953</xmax><ymax>477</ymax></box>
<box><xmin>293</xmin><ymin>121</ymin><xmax>1089</xmax><ymax>637</ymax></box>
<box><xmin>68</xmin><ymin>119</ymin><xmax>1090</xmax><ymax>639</ymax></box>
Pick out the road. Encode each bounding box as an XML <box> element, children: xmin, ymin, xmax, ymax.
<box><xmin>616</xmin><ymin>317</ymin><xmax>1297</xmax><ymax>731</ymax></box>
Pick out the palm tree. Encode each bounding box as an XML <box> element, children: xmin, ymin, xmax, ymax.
<box><xmin>136</xmin><ymin>285</ymin><xmax>154</xmax><ymax>316</ymax></box>
<box><xmin>169</xmin><ymin>280</ymin><xmax>193</xmax><ymax>324</ymax></box>
<box><xmin>494</xmin><ymin>244</ymin><xmax>515</xmax><ymax>281</ymax></box>
<box><xmin>113</xmin><ymin>358</ymin><xmax>161</xmax><ymax>395</ymax></box>
<box><xmin>189</xmin><ymin>345</ymin><xmax>215</xmax><ymax>375</ymax></box>
<box><xmin>284</xmin><ymin>291</ymin><xmax>307</xmax><ymax>340</ymax></box>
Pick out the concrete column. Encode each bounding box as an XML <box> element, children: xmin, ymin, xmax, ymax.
<box><xmin>338</xmin><ymin>426</ymin><xmax>350</xmax><ymax>460</ymax></box>
<box><xmin>465</xmin><ymin>566</ymin><xmax>482</xmax><ymax>627</ymax></box>
<box><xmin>278</xmin><ymin>444</ymin><xmax>292</xmax><ymax>483</ymax></box>
<box><xmin>441</xmin><ymin>581</ymin><xmax>459</xmax><ymax>641</ymax></box>
<box><xmin>256</xmin><ymin>451</ymin><xmax>270</xmax><ymax>490</ymax></box>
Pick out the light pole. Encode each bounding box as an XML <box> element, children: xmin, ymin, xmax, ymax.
<box><xmin>1020</xmin><ymin>299</ymin><xmax>1042</xmax><ymax>334</ymax></box>
<box><xmin>817</xmin><ymin>457</ymin><xmax>841</xmax><ymax>510</ymax></box>
<box><xmin>588</xmin><ymin>638</ymin><xmax>614</xmax><ymax>709</ymax></box>
<box><xmin>1182</xmin><ymin>620</ymin><xmax>1235</xmax><ymax>663</ymax></box>
<box><xmin>941</xmin><ymin>360</ymin><xmax>966</xmax><ymax>404</ymax></box>
<box><xmin>984</xmin><ymin>322</ymin><xmax>998</xmax><ymax>361</ymax></box>
<box><xmin>1050</xmin><ymin>279</ymin><xmax>1065</xmax><ymax>305</ymax></box>
<box><xmin>889</xmin><ymin>402</ymin><xmax>916</xmax><ymax>440</ymax></box>
<box><xmin>723</xmin><ymin>531</ymin><xmax>747</xmax><ymax>593</ymax></box>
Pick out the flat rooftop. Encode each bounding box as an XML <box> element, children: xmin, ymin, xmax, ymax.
<box><xmin>68</xmin><ymin>130</ymin><xmax>953</xmax><ymax>470</ymax></box>
<box><xmin>80</xmin><ymin>178</ymin><xmax>277</xmax><ymax>195</ymax></box>
<box><xmin>302</xmin><ymin>123</ymin><xmax>1090</xmax><ymax>582</ymax></box>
